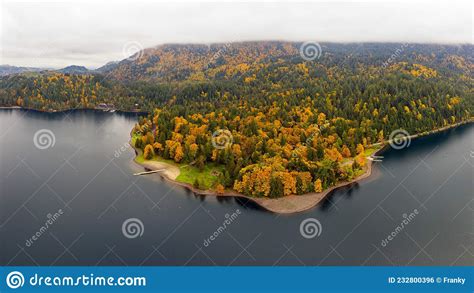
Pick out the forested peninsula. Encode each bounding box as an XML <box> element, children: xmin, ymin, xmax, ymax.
<box><xmin>1</xmin><ymin>42</ymin><xmax>472</xmax><ymax>212</ymax></box>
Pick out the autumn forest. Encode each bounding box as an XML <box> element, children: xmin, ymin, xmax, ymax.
<box><xmin>1</xmin><ymin>42</ymin><xmax>472</xmax><ymax>198</ymax></box>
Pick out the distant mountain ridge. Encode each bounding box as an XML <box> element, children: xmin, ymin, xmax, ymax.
<box><xmin>0</xmin><ymin>41</ymin><xmax>471</xmax><ymax>139</ymax></box>
<box><xmin>100</xmin><ymin>42</ymin><xmax>298</xmax><ymax>81</ymax></box>
<box><xmin>2</xmin><ymin>42</ymin><xmax>473</xmax><ymax>82</ymax></box>
<box><xmin>0</xmin><ymin>65</ymin><xmax>46</xmax><ymax>76</ymax></box>
<box><xmin>57</xmin><ymin>65</ymin><xmax>90</xmax><ymax>74</ymax></box>
<box><xmin>97</xmin><ymin>42</ymin><xmax>474</xmax><ymax>82</ymax></box>
<box><xmin>0</xmin><ymin>64</ymin><xmax>91</xmax><ymax>76</ymax></box>
<box><xmin>95</xmin><ymin>61</ymin><xmax>120</xmax><ymax>73</ymax></box>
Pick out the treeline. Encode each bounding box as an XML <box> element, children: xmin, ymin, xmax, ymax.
<box><xmin>0</xmin><ymin>42</ymin><xmax>472</xmax><ymax>197</ymax></box>
<box><xmin>0</xmin><ymin>73</ymin><xmax>158</xmax><ymax>112</ymax></box>
<box><xmin>128</xmin><ymin>43</ymin><xmax>472</xmax><ymax>197</ymax></box>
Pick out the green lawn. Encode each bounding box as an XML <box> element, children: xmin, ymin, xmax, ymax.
<box><xmin>353</xmin><ymin>168</ymin><xmax>366</xmax><ymax>177</ymax></box>
<box><xmin>364</xmin><ymin>147</ymin><xmax>380</xmax><ymax>157</ymax></box>
<box><xmin>132</xmin><ymin>135</ymin><xmax>224</xmax><ymax>190</ymax></box>
<box><xmin>176</xmin><ymin>163</ymin><xmax>224</xmax><ymax>189</ymax></box>
<box><xmin>130</xmin><ymin>134</ymin><xmax>145</xmax><ymax>163</ymax></box>
<box><xmin>132</xmin><ymin>131</ymin><xmax>379</xmax><ymax>191</ymax></box>
<box><xmin>134</xmin><ymin>153</ymin><xmax>145</xmax><ymax>163</ymax></box>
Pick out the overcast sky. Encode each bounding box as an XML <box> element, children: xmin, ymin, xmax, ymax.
<box><xmin>1</xmin><ymin>0</ymin><xmax>472</xmax><ymax>69</ymax></box>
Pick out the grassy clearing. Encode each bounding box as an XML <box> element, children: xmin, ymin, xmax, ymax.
<box><xmin>132</xmin><ymin>131</ymin><xmax>380</xmax><ymax>192</ymax></box>
<box><xmin>134</xmin><ymin>153</ymin><xmax>145</xmax><ymax>163</ymax></box>
<box><xmin>131</xmin><ymin>133</ymin><xmax>140</xmax><ymax>146</ymax></box>
<box><xmin>353</xmin><ymin>168</ymin><xmax>366</xmax><ymax>177</ymax></box>
<box><xmin>176</xmin><ymin>163</ymin><xmax>224</xmax><ymax>190</ymax></box>
<box><xmin>364</xmin><ymin>147</ymin><xmax>380</xmax><ymax>157</ymax></box>
<box><xmin>132</xmin><ymin>135</ymin><xmax>223</xmax><ymax>189</ymax></box>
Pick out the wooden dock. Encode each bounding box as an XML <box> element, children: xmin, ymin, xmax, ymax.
<box><xmin>368</xmin><ymin>155</ymin><xmax>384</xmax><ymax>162</ymax></box>
<box><xmin>368</xmin><ymin>157</ymin><xmax>383</xmax><ymax>162</ymax></box>
<box><xmin>133</xmin><ymin>169</ymin><xmax>164</xmax><ymax>176</ymax></box>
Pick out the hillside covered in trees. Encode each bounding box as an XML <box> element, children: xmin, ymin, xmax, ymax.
<box><xmin>1</xmin><ymin>42</ymin><xmax>472</xmax><ymax>197</ymax></box>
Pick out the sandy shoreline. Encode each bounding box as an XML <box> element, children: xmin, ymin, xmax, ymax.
<box><xmin>132</xmin><ymin>119</ymin><xmax>473</xmax><ymax>214</ymax></box>
<box><xmin>138</xmin><ymin>160</ymin><xmax>180</xmax><ymax>180</ymax></box>
<box><xmin>4</xmin><ymin>106</ymin><xmax>469</xmax><ymax>214</ymax></box>
<box><xmin>132</xmin><ymin>143</ymin><xmax>383</xmax><ymax>214</ymax></box>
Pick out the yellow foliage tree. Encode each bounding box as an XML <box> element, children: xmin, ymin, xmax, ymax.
<box><xmin>355</xmin><ymin>153</ymin><xmax>366</xmax><ymax>167</ymax></box>
<box><xmin>314</xmin><ymin>179</ymin><xmax>323</xmax><ymax>193</ymax></box>
<box><xmin>174</xmin><ymin>143</ymin><xmax>184</xmax><ymax>163</ymax></box>
<box><xmin>144</xmin><ymin>144</ymin><xmax>154</xmax><ymax>160</ymax></box>
<box><xmin>189</xmin><ymin>143</ymin><xmax>198</xmax><ymax>159</ymax></box>
<box><xmin>215</xmin><ymin>184</ymin><xmax>225</xmax><ymax>194</ymax></box>
<box><xmin>342</xmin><ymin>145</ymin><xmax>351</xmax><ymax>158</ymax></box>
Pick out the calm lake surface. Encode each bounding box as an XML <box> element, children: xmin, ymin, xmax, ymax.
<box><xmin>1</xmin><ymin>109</ymin><xmax>472</xmax><ymax>266</ymax></box>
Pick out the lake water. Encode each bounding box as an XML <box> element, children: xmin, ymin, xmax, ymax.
<box><xmin>0</xmin><ymin>109</ymin><xmax>472</xmax><ymax>266</ymax></box>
